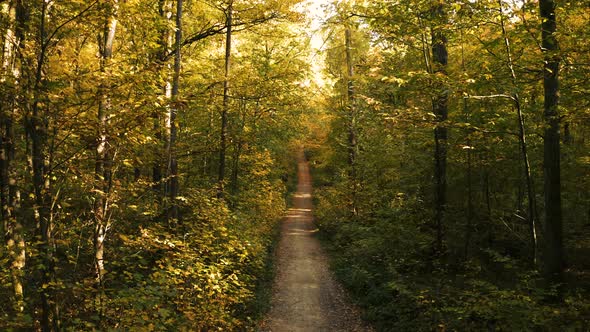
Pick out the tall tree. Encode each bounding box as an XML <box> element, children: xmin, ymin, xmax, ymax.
<box><xmin>166</xmin><ymin>0</ymin><xmax>182</xmax><ymax>220</ymax></box>
<box><xmin>539</xmin><ymin>0</ymin><xmax>563</xmax><ymax>284</ymax></box>
<box><xmin>344</xmin><ymin>26</ymin><xmax>358</xmax><ymax>216</ymax></box>
<box><xmin>501</xmin><ymin>0</ymin><xmax>538</xmax><ymax>267</ymax></box>
<box><xmin>94</xmin><ymin>0</ymin><xmax>118</xmax><ymax>321</ymax></box>
<box><xmin>28</xmin><ymin>0</ymin><xmax>61</xmax><ymax>328</ymax></box>
<box><xmin>1</xmin><ymin>0</ymin><xmax>26</xmax><ymax>314</ymax></box>
<box><xmin>431</xmin><ymin>1</ymin><xmax>448</xmax><ymax>254</ymax></box>
<box><xmin>152</xmin><ymin>0</ymin><xmax>171</xmax><ymax>199</ymax></box>
<box><xmin>218</xmin><ymin>0</ymin><xmax>233</xmax><ymax>199</ymax></box>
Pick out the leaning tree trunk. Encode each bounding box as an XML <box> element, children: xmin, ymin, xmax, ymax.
<box><xmin>431</xmin><ymin>3</ymin><xmax>448</xmax><ymax>255</ymax></box>
<box><xmin>498</xmin><ymin>0</ymin><xmax>539</xmax><ymax>266</ymax></box>
<box><xmin>539</xmin><ymin>0</ymin><xmax>563</xmax><ymax>285</ymax></box>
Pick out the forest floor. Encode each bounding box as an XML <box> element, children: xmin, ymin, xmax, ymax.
<box><xmin>259</xmin><ymin>151</ymin><xmax>371</xmax><ymax>332</ymax></box>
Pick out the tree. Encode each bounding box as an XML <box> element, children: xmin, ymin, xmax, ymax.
<box><xmin>463</xmin><ymin>0</ymin><xmax>540</xmax><ymax>265</ymax></box>
<box><xmin>218</xmin><ymin>0</ymin><xmax>232</xmax><ymax>199</ymax></box>
<box><xmin>539</xmin><ymin>0</ymin><xmax>563</xmax><ymax>285</ymax></box>
<box><xmin>29</xmin><ymin>2</ymin><xmax>60</xmax><ymax>328</ymax></box>
<box><xmin>1</xmin><ymin>0</ymin><xmax>26</xmax><ymax>315</ymax></box>
<box><xmin>94</xmin><ymin>0</ymin><xmax>119</xmax><ymax>324</ymax></box>
<box><xmin>431</xmin><ymin>1</ymin><xmax>448</xmax><ymax>254</ymax></box>
<box><xmin>166</xmin><ymin>0</ymin><xmax>182</xmax><ymax>220</ymax></box>
<box><xmin>344</xmin><ymin>26</ymin><xmax>358</xmax><ymax>216</ymax></box>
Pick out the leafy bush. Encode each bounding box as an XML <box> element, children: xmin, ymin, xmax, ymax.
<box><xmin>57</xmin><ymin>148</ymin><xmax>289</xmax><ymax>330</ymax></box>
<box><xmin>314</xmin><ymin>178</ymin><xmax>590</xmax><ymax>331</ymax></box>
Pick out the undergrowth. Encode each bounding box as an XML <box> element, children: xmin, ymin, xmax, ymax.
<box><xmin>311</xmin><ymin>165</ymin><xmax>590</xmax><ymax>332</ymax></box>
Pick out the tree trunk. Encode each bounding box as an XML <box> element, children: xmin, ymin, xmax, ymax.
<box><xmin>460</xmin><ymin>29</ymin><xmax>473</xmax><ymax>261</ymax></box>
<box><xmin>539</xmin><ymin>0</ymin><xmax>563</xmax><ymax>285</ymax></box>
<box><xmin>231</xmin><ymin>140</ymin><xmax>242</xmax><ymax>195</ymax></box>
<box><xmin>164</xmin><ymin>0</ymin><xmax>182</xmax><ymax>221</ymax></box>
<box><xmin>27</xmin><ymin>1</ymin><xmax>59</xmax><ymax>331</ymax></box>
<box><xmin>484</xmin><ymin>162</ymin><xmax>493</xmax><ymax>247</ymax></box>
<box><xmin>431</xmin><ymin>3</ymin><xmax>448</xmax><ymax>255</ymax></box>
<box><xmin>231</xmin><ymin>104</ymin><xmax>246</xmax><ymax>196</ymax></box>
<box><xmin>153</xmin><ymin>114</ymin><xmax>163</xmax><ymax>196</ymax></box>
<box><xmin>152</xmin><ymin>0</ymin><xmax>171</xmax><ymax>199</ymax></box>
<box><xmin>218</xmin><ymin>0</ymin><xmax>232</xmax><ymax>199</ymax></box>
<box><xmin>344</xmin><ymin>27</ymin><xmax>358</xmax><ymax>216</ymax></box>
<box><xmin>28</xmin><ymin>1</ymin><xmax>61</xmax><ymax>329</ymax></box>
<box><xmin>563</xmin><ymin>122</ymin><xmax>572</xmax><ymax>144</ymax></box>
<box><xmin>94</xmin><ymin>1</ymin><xmax>118</xmax><ymax>323</ymax></box>
<box><xmin>464</xmin><ymin>134</ymin><xmax>474</xmax><ymax>260</ymax></box>
<box><xmin>1</xmin><ymin>0</ymin><xmax>26</xmax><ymax>314</ymax></box>
<box><xmin>498</xmin><ymin>0</ymin><xmax>539</xmax><ymax>266</ymax></box>
<box><xmin>515</xmin><ymin>97</ymin><xmax>539</xmax><ymax>265</ymax></box>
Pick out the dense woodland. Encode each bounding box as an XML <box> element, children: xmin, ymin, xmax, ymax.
<box><xmin>0</xmin><ymin>0</ymin><xmax>588</xmax><ymax>330</ymax></box>
<box><xmin>310</xmin><ymin>0</ymin><xmax>590</xmax><ymax>330</ymax></box>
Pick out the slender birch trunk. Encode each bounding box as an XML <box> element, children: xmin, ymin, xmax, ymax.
<box><xmin>94</xmin><ymin>0</ymin><xmax>118</xmax><ymax>321</ymax></box>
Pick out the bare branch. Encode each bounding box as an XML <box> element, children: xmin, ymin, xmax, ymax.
<box><xmin>464</xmin><ymin>94</ymin><xmax>515</xmax><ymax>101</ymax></box>
<box><xmin>163</xmin><ymin>12</ymin><xmax>280</xmax><ymax>61</ymax></box>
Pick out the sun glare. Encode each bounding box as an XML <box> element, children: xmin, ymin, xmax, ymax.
<box><xmin>296</xmin><ymin>0</ymin><xmax>333</xmax><ymax>88</ymax></box>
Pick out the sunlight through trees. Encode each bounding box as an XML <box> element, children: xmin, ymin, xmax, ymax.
<box><xmin>0</xmin><ymin>0</ymin><xmax>588</xmax><ymax>330</ymax></box>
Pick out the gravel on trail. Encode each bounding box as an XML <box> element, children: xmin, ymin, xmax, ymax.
<box><xmin>259</xmin><ymin>152</ymin><xmax>372</xmax><ymax>332</ymax></box>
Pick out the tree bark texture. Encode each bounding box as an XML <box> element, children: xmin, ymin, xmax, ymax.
<box><xmin>431</xmin><ymin>3</ymin><xmax>448</xmax><ymax>254</ymax></box>
<box><xmin>166</xmin><ymin>0</ymin><xmax>182</xmax><ymax>220</ymax></box>
<box><xmin>539</xmin><ymin>0</ymin><xmax>564</xmax><ymax>284</ymax></box>
<box><xmin>94</xmin><ymin>0</ymin><xmax>118</xmax><ymax>323</ymax></box>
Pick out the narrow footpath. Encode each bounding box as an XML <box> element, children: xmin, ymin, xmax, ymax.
<box><xmin>260</xmin><ymin>151</ymin><xmax>370</xmax><ymax>332</ymax></box>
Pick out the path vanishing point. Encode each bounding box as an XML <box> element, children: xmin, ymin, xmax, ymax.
<box><xmin>260</xmin><ymin>151</ymin><xmax>370</xmax><ymax>332</ymax></box>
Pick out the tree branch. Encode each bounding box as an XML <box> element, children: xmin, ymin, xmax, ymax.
<box><xmin>163</xmin><ymin>12</ymin><xmax>281</xmax><ymax>61</ymax></box>
<box><xmin>44</xmin><ymin>0</ymin><xmax>100</xmax><ymax>49</ymax></box>
<box><xmin>464</xmin><ymin>94</ymin><xmax>515</xmax><ymax>101</ymax></box>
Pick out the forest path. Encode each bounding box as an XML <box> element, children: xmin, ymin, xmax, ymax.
<box><xmin>259</xmin><ymin>151</ymin><xmax>370</xmax><ymax>332</ymax></box>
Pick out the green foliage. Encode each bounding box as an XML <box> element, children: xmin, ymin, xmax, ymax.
<box><xmin>316</xmin><ymin>189</ymin><xmax>590</xmax><ymax>330</ymax></box>
<box><xmin>60</xmin><ymin>160</ymin><xmax>287</xmax><ymax>330</ymax></box>
<box><xmin>1</xmin><ymin>0</ymin><xmax>589</xmax><ymax>330</ymax></box>
<box><xmin>105</xmin><ymin>195</ymin><xmax>262</xmax><ymax>330</ymax></box>
<box><xmin>0</xmin><ymin>0</ymin><xmax>307</xmax><ymax>329</ymax></box>
<box><xmin>310</xmin><ymin>0</ymin><xmax>590</xmax><ymax>330</ymax></box>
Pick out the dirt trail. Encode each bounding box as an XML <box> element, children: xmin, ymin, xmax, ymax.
<box><xmin>260</xmin><ymin>151</ymin><xmax>370</xmax><ymax>332</ymax></box>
